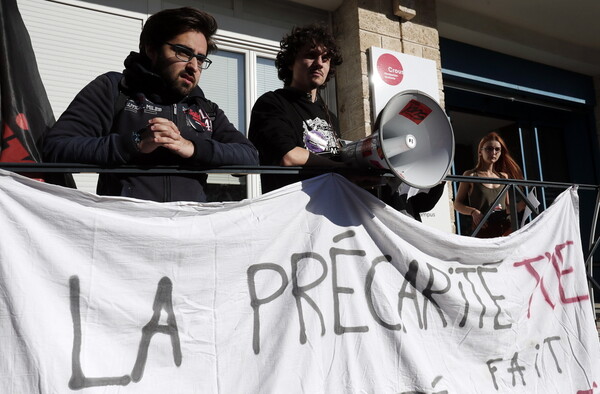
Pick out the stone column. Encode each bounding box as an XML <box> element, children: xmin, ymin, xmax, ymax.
<box><xmin>332</xmin><ymin>0</ymin><xmax>442</xmax><ymax>140</ymax></box>
<box><xmin>333</xmin><ymin>0</ymin><xmax>455</xmax><ymax>233</ymax></box>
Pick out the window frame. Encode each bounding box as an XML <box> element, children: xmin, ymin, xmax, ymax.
<box><xmin>205</xmin><ymin>30</ymin><xmax>281</xmax><ymax>198</ymax></box>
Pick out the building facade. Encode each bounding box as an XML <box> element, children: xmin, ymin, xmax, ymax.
<box><xmin>18</xmin><ymin>0</ymin><xmax>600</xmax><ymax>245</ymax></box>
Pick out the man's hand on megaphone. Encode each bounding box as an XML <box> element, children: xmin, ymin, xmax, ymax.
<box><xmin>280</xmin><ymin>147</ymin><xmax>383</xmax><ymax>187</ymax></box>
<box><xmin>282</xmin><ymin>147</ymin><xmax>346</xmax><ymax>167</ymax></box>
<box><xmin>303</xmin><ymin>150</ymin><xmax>382</xmax><ymax>187</ymax></box>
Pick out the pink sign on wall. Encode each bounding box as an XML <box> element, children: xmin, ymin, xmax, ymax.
<box><xmin>376</xmin><ymin>53</ymin><xmax>404</xmax><ymax>86</ymax></box>
<box><xmin>369</xmin><ymin>46</ymin><xmax>439</xmax><ymax>119</ymax></box>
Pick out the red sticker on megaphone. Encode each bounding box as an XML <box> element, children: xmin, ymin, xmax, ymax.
<box><xmin>399</xmin><ymin>99</ymin><xmax>432</xmax><ymax>125</ymax></box>
<box><xmin>376</xmin><ymin>54</ymin><xmax>404</xmax><ymax>86</ymax></box>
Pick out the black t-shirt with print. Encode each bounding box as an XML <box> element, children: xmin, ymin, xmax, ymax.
<box><xmin>248</xmin><ymin>87</ymin><xmax>340</xmax><ymax>193</ymax></box>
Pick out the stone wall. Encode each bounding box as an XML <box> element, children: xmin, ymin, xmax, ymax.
<box><xmin>332</xmin><ymin>0</ymin><xmax>442</xmax><ymax>141</ymax></box>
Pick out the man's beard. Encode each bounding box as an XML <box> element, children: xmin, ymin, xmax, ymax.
<box><xmin>168</xmin><ymin>77</ymin><xmax>195</xmax><ymax>98</ymax></box>
<box><xmin>154</xmin><ymin>56</ymin><xmax>196</xmax><ymax>99</ymax></box>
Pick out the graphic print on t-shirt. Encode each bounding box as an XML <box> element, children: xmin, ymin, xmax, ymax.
<box><xmin>302</xmin><ymin>117</ymin><xmax>337</xmax><ymax>153</ymax></box>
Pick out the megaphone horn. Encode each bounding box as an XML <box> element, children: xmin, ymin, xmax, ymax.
<box><xmin>341</xmin><ymin>90</ymin><xmax>455</xmax><ymax>189</ymax></box>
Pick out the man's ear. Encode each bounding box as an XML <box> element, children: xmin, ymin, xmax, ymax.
<box><xmin>145</xmin><ymin>45</ymin><xmax>157</xmax><ymax>64</ymax></box>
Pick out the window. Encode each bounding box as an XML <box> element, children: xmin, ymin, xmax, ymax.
<box><xmin>18</xmin><ymin>0</ymin><xmax>143</xmax><ymax>119</ymax></box>
<box><xmin>199</xmin><ymin>39</ymin><xmax>283</xmax><ymax>201</ymax></box>
<box><xmin>18</xmin><ymin>0</ymin><xmax>144</xmax><ymax>193</ymax></box>
<box><xmin>201</xmin><ymin>51</ymin><xmax>247</xmax><ymax>132</ymax></box>
<box><xmin>256</xmin><ymin>56</ymin><xmax>282</xmax><ymax>96</ymax></box>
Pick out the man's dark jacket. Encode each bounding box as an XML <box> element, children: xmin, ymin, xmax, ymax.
<box><xmin>43</xmin><ymin>52</ymin><xmax>258</xmax><ymax>202</ymax></box>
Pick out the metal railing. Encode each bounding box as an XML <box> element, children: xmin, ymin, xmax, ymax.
<box><xmin>446</xmin><ymin>175</ymin><xmax>599</xmax><ymax>256</ymax></box>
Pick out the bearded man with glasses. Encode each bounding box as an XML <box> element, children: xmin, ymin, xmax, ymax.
<box><xmin>43</xmin><ymin>7</ymin><xmax>258</xmax><ymax>202</ymax></box>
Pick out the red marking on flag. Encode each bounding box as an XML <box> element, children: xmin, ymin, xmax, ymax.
<box><xmin>1</xmin><ymin>119</ymin><xmax>44</xmax><ymax>181</ymax></box>
<box><xmin>1</xmin><ymin>121</ymin><xmax>34</xmax><ymax>162</ymax></box>
<box><xmin>399</xmin><ymin>99</ymin><xmax>433</xmax><ymax>125</ymax></box>
<box><xmin>15</xmin><ymin>113</ymin><xmax>29</xmax><ymax>130</ymax></box>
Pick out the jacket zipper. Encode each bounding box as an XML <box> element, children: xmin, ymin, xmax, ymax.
<box><xmin>165</xmin><ymin>103</ymin><xmax>178</xmax><ymax>202</ymax></box>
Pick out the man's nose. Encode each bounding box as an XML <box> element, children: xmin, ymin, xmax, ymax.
<box><xmin>313</xmin><ymin>56</ymin><xmax>325</xmax><ymax>67</ymax></box>
<box><xmin>186</xmin><ymin>57</ymin><xmax>200</xmax><ymax>72</ymax></box>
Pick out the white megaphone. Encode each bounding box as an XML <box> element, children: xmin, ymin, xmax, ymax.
<box><xmin>342</xmin><ymin>90</ymin><xmax>454</xmax><ymax>189</ymax></box>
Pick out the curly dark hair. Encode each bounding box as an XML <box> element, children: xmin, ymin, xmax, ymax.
<box><xmin>139</xmin><ymin>7</ymin><xmax>218</xmax><ymax>57</ymax></box>
<box><xmin>276</xmin><ymin>24</ymin><xmax>343</xmax><ymax>88</ymax></box>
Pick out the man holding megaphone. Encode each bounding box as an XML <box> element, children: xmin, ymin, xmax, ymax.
<box><xmin>248</xmin><ymin>24</ymin><xmax>346</xmax><ymax>193</ymax></box>
<box><xmin>249</xmin><ymin>24</ymin><xmax>453</xmax><ymax>223</ymax></box>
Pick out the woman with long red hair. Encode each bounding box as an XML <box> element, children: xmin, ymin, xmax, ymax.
<box><xmin>454</xmin><ymin>132</ymin><xmax>523</xmax><ymax>238</ymax></box>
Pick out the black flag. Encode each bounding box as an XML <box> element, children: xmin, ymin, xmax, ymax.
<box><xmin>0</xmin><ymin>0</ymin><xmax>73</xmax><ymax>185</ymax></box>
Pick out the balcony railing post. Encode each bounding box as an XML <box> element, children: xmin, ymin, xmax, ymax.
<box><xmin>587</xmin><ymin>187</ymin><xmax>600</xmax><ymax>309</ymax></box>
<box><xmin>509</xmin><ymin>184</ymin><xmax>519</xmax><ymax>232</ymax></box>
<box><xmin>471</xmin><ymin>184</ymin><xmax>509</xmax><ymax>237</ymax></box>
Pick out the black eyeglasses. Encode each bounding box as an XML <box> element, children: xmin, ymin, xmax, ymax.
<box><xmin>164</xmin><ymin>42</ymin><xmax>212</xmax><ymax>69</ymax></box>
<box><xmin>484</xmin><ymin>146</ymin><xmax>501</xmax><ymax>152</ymax></box>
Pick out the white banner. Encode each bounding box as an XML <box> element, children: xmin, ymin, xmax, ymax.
<box><xmin>0</xmin><ymin>170</ymin><xmax>598</xmax><ymax>393</ymax></box>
